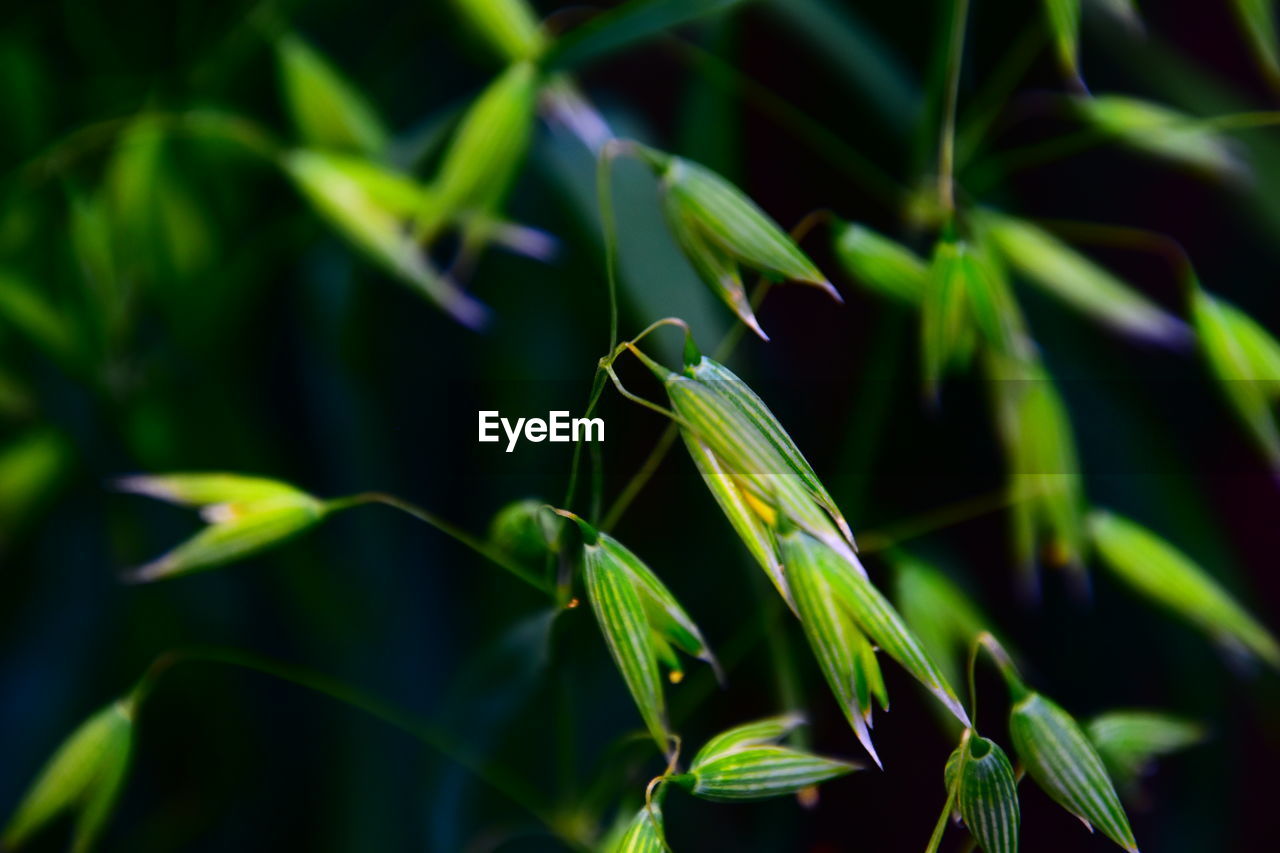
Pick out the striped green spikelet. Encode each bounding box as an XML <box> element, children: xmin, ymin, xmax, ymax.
<box><xmin>946</xmin><ymin>731</ymin><xmax>1020</xmax><ymax>853</ymax></box>
<box><xmin>1010</xmin><ymin>692</ymin><xmax>1137</xmax><ymax>851</ymax></box>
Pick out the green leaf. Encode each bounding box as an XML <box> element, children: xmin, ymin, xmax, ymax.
<box><xmin>1075</xmin><ymin>96</ymin><xmax>1243</xmax><ymax>178</ymax></box>
<box><xmin>0</xmin><ymin>429</ymin><xmax>68</xmax><ymax>541</ymax></box>
<box><xmin>676</xmin><ymin>744</ymin><xmax>859</xmax><ymax>801</ymax></box>
<box><xmin>780</xmin><ymin>527</ymin><xmax>971</xmax><ymax>728</ymax></box>
<box><xmin>831</xmin><ymin>221</ymin><xmax>928</xmax><ymax>305</ymax></box>
<box><xmin>276</xmin><ymin>33</ymin><xmax>388</xmax><ymax>155</ymax></box>
<box><xmin>979</xmin><ymin>211</ymin><xmax>1189</xmax><ymax>347</ymax></box>
<box><xmin>1010</xmin><ymin>692</ymin><xmax>1137</xmax><ymax>852</ymax></box>
<box><xmin>686</xmin><ymin>355</ymin><xmax>854</xmax><ymax>545</ymax></box>
<box><xmin>921</xmin><ymin>237</ymin><xmax>979</xmax><ymax>395</ymax></box>
<box><xmin>0</xmin><ymin>268</ymin><xmax>77</xmax><ymax>366</ymax></box>
<box><xmin>3</xmin><ymin>701</ymin><xmax>134</xmax><ymax>853</ymax></box>
<box><xmin>1086</xmin><ymin>710</ymin><xmax>1204</xmax><ymax>791</ymax></box>
<box><xmin>1088</xmin><ymin>510</ymin><xmax>1280</xmax><ymax>668</ymax></box>
<box><xmin>425</xmin><ymin>62</ymin><xmax>540</xmax><ymax>239</ymax></box>
<box><xmin>658</xmin><ymin>155</ymin><xmax>837</xmax><ymax>296</ymax></box>
<box><xmin>284</xmin><ymin>149</ymin><xmax>489</xmax><ymax>328</ymax></box>
<box><xmin>606</xmin><ymin>805</ymin><xmax>668</xmax><ymax>853</ymax></box>
<box><xmin>1233</xmin><ymin>0</ymin><xmax>1280</xmax><ymax>82</ymax></box>
<box><xmin>452</xmin><ymin>0</ymin><xmax>547</xmax><ymax>62</ymax></box>
<box><xmin>951</xmin><ymin>733</ymin><xmax>1021</xmax><ymax>853</ymax></box>
<box><xmin>691</xmin><ymin>713</ymin><xmax>807</xmax><ymax>767</ymax></box>
<box><xmin>1191</xmin><ymin>287</ymin><xmax>1280</xmax><ymax>468</ymax></box>
<box><xmin>1043</xmin><ymin>0</ymin><xmax>1082</xmax><ymax>79</ymax></box>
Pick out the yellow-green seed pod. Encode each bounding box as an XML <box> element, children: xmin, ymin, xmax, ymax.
<box><xmin>488</xmin><ymin>498</ymin><xmax>557</xmax><ymax>562</ymax></box>
<box><xmin>276</xmin><ymin>33</ymin><xmax>388</xmax><ymax>155</ymax></box>
<box><xmin>945</xmin><ymin>731</ymin><xmax>1020</xmax><ymax>853</ymax></box>
<box><xmin>3</xmin><ymin>700</ymin><xmax>134</xmax><ymax>853</ymax></box>
<box><xmin>673</xmin><ymin>744</ymin><xmax>859</xmax><ymax>801</ymax></box>
<box><xmin>453</xmin><ymin>0</ymin><xmax>547</xmax><ymax>62</ymax></box>
<box><xmin>421</xmin><ymin>62</ymin><xmax>540</xmax><ymax>241</ymax></box>
<box><xmin>606</xmin><ymin>805</ymin><xmax>667</xmax><ymax>853</ymax></box>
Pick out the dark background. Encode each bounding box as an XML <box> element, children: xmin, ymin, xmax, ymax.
<box><xmin>2</xmin><ymin>0</ymin><xmax>1279</xmax><ymax>850</ymax></box>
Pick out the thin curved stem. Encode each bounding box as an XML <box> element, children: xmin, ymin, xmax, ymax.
<box><xmin>924</xmin><ymin>783</ymin><xmax>958</xmax><ymax>853</ymax></box>
<box><xmin>326</xmin><ymin>492</ymin><xmax>555</xmax><ymax>597</ymax></box>
<box><xmin>125</xmin><ymin>645</ymin><xmax>578</xmax><ymax>846</ymax></box>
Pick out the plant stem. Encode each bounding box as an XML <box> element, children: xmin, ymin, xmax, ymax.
<box><xmin>327</xmin><ymin>492</ymin><xmax>555</xmax><ymax>597</ymax></box>
<box><xmin>938</xmin><ymin>0</ymin><xmax>972</xmax><ymax>216</ymax></box>
<box><xmin>125</xmin><ymin>645</ymin><xmax>579</xmax><ymax>847</ymax></box>
<box><xmin>925</xmin><ymin>782</ymin><xmax>958</xmax><ymax>853</ymax></box>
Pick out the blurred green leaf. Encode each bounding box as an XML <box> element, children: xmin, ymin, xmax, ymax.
<box><xmin>0</xmin><ymin>428</ymin><xmax>69</xmax><ymax>543</ymax></box>
<box><xmin>277</xmin><ymin>33</ymin><xmax>388</xmax><ymax>156</ymax></box>
<box><xmin>1233</xmin><ymin>0</ymin><xmax>1280</xmax><ymax>82</ymax></box>
<box><xmin>1089</xmin><ymin>509</ymin><xmax>1280</xmax><ymax>668</ymax></box>
<box><xmin>1043</xmin><ymin>0</ymin><xmax>1082</xmax><ymax>80</ymax></box>
<box><xmin>1086</xmin><ymin>710</ymin><xmax>1204</xmax><ymax>791</ymax></box>
<box><xmin>284</xmin><ymin>149</ymin><xmax>489</xmax><ymax>327</ymax></box>
<box><xmin>452</xmin><ymin>0</ymin><xmax>547</xmax><ymax>62</ymax></box>
<box><xmin>1191</xmin><ymin>286</ymin><xmax>1280</xmax><ymax>468</ymax></box>
<box><xmin>3</xmin><ymin>700</ymin><xmax>134</xmax><ymax>853</ymax></box>
<box><xmin>893</xmin><ymin>553</ymin><xmax>990</xmax><ymax>695</ymax></box>
<box><xmin>0</xmin><ymin>268</ymin><xmax>77</xmax><ymax>366</ymax></box>
<box><xmin>546</xmin><ymin>0</ymin><xmax>746</xmax><ymax>71</ymax></box>
<box><xmin>1075</xmin><ymin>96</ymin><xmax>1243</xmax><ymax>178</ymax></box>
<box><xmin>832</xmin><ymin>221</ymin><xmax>927</xmax><ymax>305</ymax></box>
<box><xmin>979</xmin><ymin>210</ymin><xmax>1190</xmax><ymax>347</ymax></box>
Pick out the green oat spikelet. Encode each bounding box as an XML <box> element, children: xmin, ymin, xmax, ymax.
<box><xmin>568</xmin><ymin>515</ymin><xmax>717</xmax><ymax>753</ymax></box>
<box><xmin>117</xmin><ymin>472</ymin><xmax>327</xmax><ymax>582</ymax></box>
<box><xmin>673</xmin><ymin>715</ymin><xmax>860</xmax><ymax>801</ymax></box>
<box><xmin>606</xmin><ymin>805</ymin><xmax>668</xmax><ymax>853</ymax></box>
<box><xmin>1075</xmin><ymin>96</ymin><xmax>1243</xmax><ymax>179</ymax></box>
<box><xmin>3</xmin><ymin>700</ymin><xmax>135</xmax><ymax>853</ymax></box>
<box><xmin>1089</xmin><ymin>510</ymin><xmax>1280</xmax><ymax>668</ymax></box>
<box><xmin>1010</xmin><ymin>691</ymin><xmax>1138</xmax><ymax>851</ymax></box>
<box><xmin>946</xmin><ymin>730</ymin><xmax>1020</xmax><ymax>853</ymax></box>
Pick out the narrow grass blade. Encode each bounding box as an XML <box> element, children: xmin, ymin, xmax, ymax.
<box><xmin>687</xmin><ymin>355</ymin><xmax>854</xmax><ymax>545</ymax></box>
<box><xmin>1086</xmin><ymin>710</ymin><xmax>1204</xmax><ymax>791</ymax></box>
<box><xmin>832</xmin><ymin>221</ymin><xmax>927</xmax><ymax>305</ymax></box>
<box><xmin>953</xmin><ymin>733</ymin><xmax>1021</xmax><ymax>853</ymax></box>
<box><xmin>979</xmin><ymin>211</ymin><xmax>1190</xmax><ymax>347</ymax></box>
<box><xmin>276</xmin><ymin>33</ymin><xmax>387</xmax><ymax>155</ymax></box>
<box><xmin>1233</xmin><ymin>0</ymin><xmax>1280</xmax><ymax>82</ymax></box>
<box><xmin>679</xmin><ymin>432</ymin><xmax>789</xmax><ymax>603</ymax></box>
<box><xmin>0</xmin><ymin>269</ymin><xmax>78</xmax><ymax>365</ymax></box>
<box><xmin>284</xmin><ymin>149</ymin><xmax>489</xmax><ymax>327</ymax></box>
<box><xmin>3</xmin><ymin>700</ymin><xmax>133</xmax><ymax>853</ymax></box>
<box><xmin>582</xmin><ymin>535</ymin><xmax>670</xmax><ymax>752</ymax></box>
<box><xmin>546</xmin><ymin>0</ymin><xmax>745</xmax><ymax>71</ymax></box>
<box><xmin>1192</xmin><ymin>287</ymin><xmax>1280</xmax><ymax>468</ymax></box>
<box><xmin>606</xmin><ymin>805</ymin><xmax>667</xmax><ymax>853</ymax></box>
<box><xmin>426</xmin><ymin>62</ymin><xmax>539</xmax><ymax>238</ymax></box>
<box><xmin>675</xmin><ymin>745</ymin><xmax>859</xmax><ymax>801</ymax></box>
<box><xmin>1043</xmin><ymin>0</ymin><xmax>1082</xmax><ymax>80</ymax></box>
<box><xmin>453</xmin><ymin>0</ymin><xmax>547</xmax><ymax>62</ymax></box>
<box><xmin>1088</xmin><ymin>510</ymin><xmax>1280</xmax><ymax>668</ymax></box>
<box><xmin>1010</xmin><ymin>692</ymin><xmax>1137</xmax><ymax>851</ymax></box>
<box><xmin>788</xmin><ymin>539</ymin><xmax>883</xmax><ymax>764</ymax></box>
<box><xmin>663</xmin><ymin>193</ymin><xmax>765</xmax><ymax>339</ymax></box>
<box><xmin>659</xmin><ymin>155</ymin><xmax>836</xmax><ymax>296</ymax></box>
<box><xmin>691</xmin><ymin>713</ymin><xmax>807</xmax><ymax>767</ymax></box>
<box><xmin>781</xmin><ymin>527</ymin><xmax>970</xmax><ymax>727</ymax></box>
<box><xmin>1075</xmin><ymin>96</ymin><xmax>1243</xmax><ymax>178</ymax></box>
<box><xmin>598</xmin><ymin>533</ymin><xmax>720</xmax><ymax>679</ymax></box>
